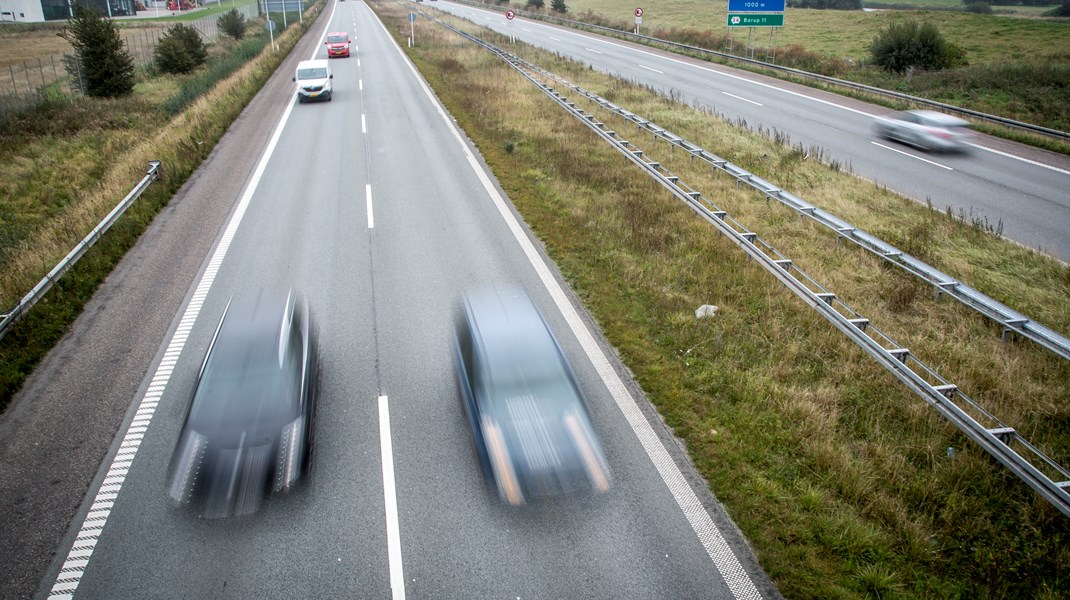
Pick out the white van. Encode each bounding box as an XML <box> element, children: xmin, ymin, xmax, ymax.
<box><xmin>293</xmin><ymin>59</ymin><xmax>333</xmax><ymax>103</ymax></box>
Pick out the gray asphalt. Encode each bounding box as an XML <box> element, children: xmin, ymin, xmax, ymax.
<box><xmin>8</xmin><ymin>2</ymin><xmax>779</xmax><ymax>599</ymax></box>
<box><xmin>435</xmin><ymin>1</ymin><xmax>1070</xmax><ymax>261</ymax></box>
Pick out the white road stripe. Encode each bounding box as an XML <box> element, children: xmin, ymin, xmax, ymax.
<box><xmin>375</xmin><ymin>11</ymin><xmax>762</xmax><ymax>600</ymax></box>
<box><xmin>549</xmin><ymin>36</ymin><xmax>562</xmax><ymax>41</ymax></box>
<box><xmin>722</xmin><ymin>91</ymin><xmax>763</xmax><ymax>106</ymax></box>
<box><xmin>871</xmin><ymin>141</ymin><xmax>954</xmax><ymax>170</ymax></box>
<box><xmin>638</xmin><ymin>64</ymin><xmax>663</xmax><ymax>74</ymax></box>
<box><xmin>366</xmin><ymin>184</ymin><xmax>375</xmax><ymax>229</ymax></box>
<box><xmin>585</xmin><ymin>48</ymin><xmax>602</xmax><ymax>55</ymax></box>
<box><xmin>378</xmin><ymin>396</ymin><xmax>406</xmax><ymax>600</ymax></box>
<box><xmin>362</xmin><ymin>113</ymin><xmax>367</xmax><ymax>133</ymax></box>
<box><xmin>360</xmin><ymin>79</ymin><xmax>363</xmax><ymax>91</ymax></box>
<box><xmin>45</xmin><ymin>3</ymin><xmax>323</xmax><ymax>592</ymax></box>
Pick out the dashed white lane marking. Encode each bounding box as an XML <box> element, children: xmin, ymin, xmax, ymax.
<box><xmin>47</xmin><ymin>5</ymin><xmax>342</xmax><ymax>597</ymax></box>
<box><xmin>639</xmin><ymin>64</ymin><xmax>663</xmax><ymax>74</ymax></box>
<box><xmin>372</xmin><ymin>9</ymin><xmax>763</xmax><ymax>600</ymax></box>
<box><xmin>378</xmin><ymin>396</ymin><xmax>406</xmax><ymax>600</ymax></box>
<box><xmin>360</xmin><ymin>79</ymin><xmax>364</xmax><ymax>91</ymax></box>
<box><xmin>722</xmin><ymin>91</ymin><xmax>763</xmax><ymax>107</ymax></box>
<box><xmin>871</xmin><ymin>141</ymin><xmax>954</xmax><ymax>170</ymax></box>
<box><xmin>362</xmin><ymin>113</ymin><xmax>367</xmax><ymax>133</ymax></box>
<box><xmin>549</xmin><ymin>36</ymin><xmax>562</xmax><ymax>41</ymax></box>
<box><xmin>968</xmin><ymin>142</ymin><xmax>1070</xmax><ymax>175</ymax></box>
<box><xmin>585</xmin><ymin>48</ymin><xmax>602</xmax><ymax>55</ymax></box>
<box><xmin>366</xmin><ymin>184</ymin><xmax>375</xmax><ymax>229</ymax></box>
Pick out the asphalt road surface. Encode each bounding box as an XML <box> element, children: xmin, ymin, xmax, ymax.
<box><xmin>5</xmin><ymin>3</ymin><xmax>779</xmax><ymax>599</ymax></box>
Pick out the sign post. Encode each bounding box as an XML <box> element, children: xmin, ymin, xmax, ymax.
<box><xmin>408</xmin><ymin>13</ymin><xmax>416</xmax><ymax>47</ymax></box>
<box><xmin>726</xmin><ymin>0</ymin><xmax>784</xmax><ymax>59</ymax></box>
<box><xmin>506</xmin><ymin>10</ymin><xmax>515</xmax><ymax>43</ymax></box>
<box><xmin>634</xmin><ymin>7</ymin><xmax>643</xmax><ymax>35</ymax></box>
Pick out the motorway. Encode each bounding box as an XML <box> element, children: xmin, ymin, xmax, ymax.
<box><xmin>8</xmin><ymin>2</ymin><xmax>777</xmax><ymax>599</ymax></box>
<box><xmin>431</xmin><ymin>1</ymin><xmax>1070</xmax><ymax>262</ymax></box>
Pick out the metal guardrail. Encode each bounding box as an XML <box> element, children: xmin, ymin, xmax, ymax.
<box><xmin>416</xmin><ymin>12</ymin><xmax>1070</xmax><ymax>517</ymax></box>
<box><xmin>446</xmin><ymin>0</ymin><xmax>1070</xmax><ymax>143</ymax></box>
<box><xmin>0</xmin><ymin>161</ymin><xmax>162</xmax><ymax>342</ymax></box>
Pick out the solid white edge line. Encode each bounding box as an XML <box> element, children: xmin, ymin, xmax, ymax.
<box><xmin>366</xmin><ymin>184</ymin><xmax>375</xmax><ymax>229</ymax></box>
<box><xmin>47</xmin><ymin>62</ymin><xmax>305</xmax><ymax>600</ymax></box>
<box><xmin>871</xmin><ymin>141</ymin><xmax>954</xmax><ymax>170</ymax></box>
<box><xmin>370</xmin><ymin>9</ymin><xmax>762</xmax><ymax>600</ymax></box>
<box><xmin>378</xmin><ymin>396</ymin><xmax>406</xmax><ymax>600</ymax></box>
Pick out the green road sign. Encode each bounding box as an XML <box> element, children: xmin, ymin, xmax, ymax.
<box><xmin>727</xmin><ymin>12</ymin><xmax>784</xmax><ymax>27</ymax></box>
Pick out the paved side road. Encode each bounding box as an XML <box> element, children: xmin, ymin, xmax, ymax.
<box><xmin>0</xmin><ymin>21</ymin><xmax>329</xmax><ymax>600</ymax></box>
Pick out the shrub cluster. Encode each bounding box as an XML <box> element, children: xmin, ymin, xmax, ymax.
<box><xmin>155</xmin><ymin>24</ymin><xmax>208</xmax><ymax>75</ymax></box>
<box><xmin>218</xmin><ymin>9</ymin><xmax>247</xmax><ymax>40</ymax></box>
<box><xmin>869</xmin><ymin>20</ymin><xmax>966</xmax><ymax>73</ymax></box>
<box><xmin>787</xmin><ymin>0</ymin><xmax>863</xmax><ymax>9</ymax></box>
<box><xmin>551</xmin><ymin>0</ymin><xmax>567</xmax><ymax>13</ymax></box>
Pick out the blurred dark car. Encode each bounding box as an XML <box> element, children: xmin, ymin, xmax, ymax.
<box><xmin>168</xmin><ymin>290</ymin><xmax>319</xmax><ymax>518</ymax></box>
<box><xmin>453</xmin><ymin>284</ymin><xmax>611</xmax><ymax>506</ymax></box>
<box><xmin>873</xmin><ymin>109</ymin><xmax>973</xmax><ymax>153</ymax></box>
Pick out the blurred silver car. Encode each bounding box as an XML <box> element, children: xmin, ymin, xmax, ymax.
<box><xmin>453</xmin><ymin>284</ymin><xmax>611</xmax><ymax>506</ymax></box>
<box><xmin>873</xmin><ymin>109</ymin><xmax>973</xmax><ymax>153</ymax></box>
<box><xmin>168</xmin><ymin>290</ymin><xmax>318</xmax><ymax>518</ymax></box>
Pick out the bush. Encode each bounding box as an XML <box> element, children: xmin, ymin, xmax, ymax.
<box><xmin>869</xmin><ymin>20</ymin><xmax>967</xmax><ymax>73</ymax></box>
<box><xmin>551</xmin><ymin>0</ymin><xmax>567</xmax><ymax>12</ymax></box>
<box><xmin>155</xmin><ymin>24</ymin><xmax>208</xmax><ymax>75</ymax></box>
<box><xmin>963</xmin><ymin>1</ymin><xmax>993</xmax><ymax>13</ymax></box>
<box><xmin>525</xmin><ymin>0</ymin><xmax>544</xmax><ymax>8</ymax></box>
<box><xmin>59</xmin><ymin>6</ymin><xmax>136</xmax><ymax>98</ymax></box>
<box><xmin>1046</xmin><ymin>0</ymin><xmax>1070</xmax><ymax>15</ymax></box>
<box><xmin>218</xmin><ymin>9</ymin><xmax>246</xmax><ymax>40</ymax></box>
<box><xmin>787</xmin><ymin>0</ymin><xmax>862</xmax><ymax>8</ymax></box>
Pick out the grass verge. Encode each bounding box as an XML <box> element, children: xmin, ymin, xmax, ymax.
<box><xmin>374</xmin><ymin>1</ymin><xmax>1070</xmax><ymax>597</ymax></box>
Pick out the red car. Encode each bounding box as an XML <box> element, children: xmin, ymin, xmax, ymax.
<box><xmin>325</xmin><ymin>32</ymin><xmax>351</xmax><ymax>58</ymax></box>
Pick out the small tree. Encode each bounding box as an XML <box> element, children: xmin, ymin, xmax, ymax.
<box><xmin>869</xmin><ymin>20</ymin><xmax>966</xmax><ymax>73</ymax></box>
<box><xmin>551</xmin><ymin>0</ymin><xmax>567</xmax><ymax>12</ymax></box>
<box><xmin>218</xmin><ymin>9</ymin><xmax>246</xmax><ymax>40</ymax></box>
<box><xmin>60</xmin><ymin>6</ymin><xmax>136</xmax><ymax>97</ymax></box>
<box><xmin>155</xmin><ymin>24</ymin><xmax>208</xmax><ymax>74</ymax></box>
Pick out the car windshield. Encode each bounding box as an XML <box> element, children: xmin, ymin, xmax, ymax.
<box><xmin>327</xmin><ymin>35</ymin><xmax>347</xmax><ymax>43</ymax></box>
<box><xmin>297</xmin><ymin>68</ymin><xmax>327</xmax><ymax>80</ymax></box>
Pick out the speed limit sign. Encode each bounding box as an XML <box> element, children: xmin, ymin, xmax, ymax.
<box><xmin>506</xmin><ymin>9</ymin><xmax>515</xmax><ymax>20</ymax></box>
<box><xmin>635</xmin><ymin>7</ymin><xmax>643</xmax><ymax>17</ymax></box>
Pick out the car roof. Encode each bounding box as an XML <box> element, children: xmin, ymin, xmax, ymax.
<box><xmin>188</xmin><ymin>291</ymin><xmax>303</xmax><ymax>437</ymax></box>
<box><xmin>463</xmin><ymin>285</ymin><xmax>576</xmax><ymax>394</ymax></box>
<box><xmin>297</xmin><ymin>59</ymin><xmax>330</xmax><ymax>69</ymax></box>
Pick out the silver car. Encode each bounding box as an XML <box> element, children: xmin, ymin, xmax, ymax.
<box><xmin>873</xmin><ymin>109</ymin><xmax>973</xmax><ymax>153</ymax></box>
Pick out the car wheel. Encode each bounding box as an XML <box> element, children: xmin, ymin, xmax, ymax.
<box><xmin>297</xmin><ymin>96</ymin><xmax>304</xmax><ymax>104</ymax></box>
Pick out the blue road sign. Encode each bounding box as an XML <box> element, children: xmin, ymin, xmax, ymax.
<box><xmin>728</xmin><ymin>0</ymin><xmax>785</xmax><ymax>12</ymax></box>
